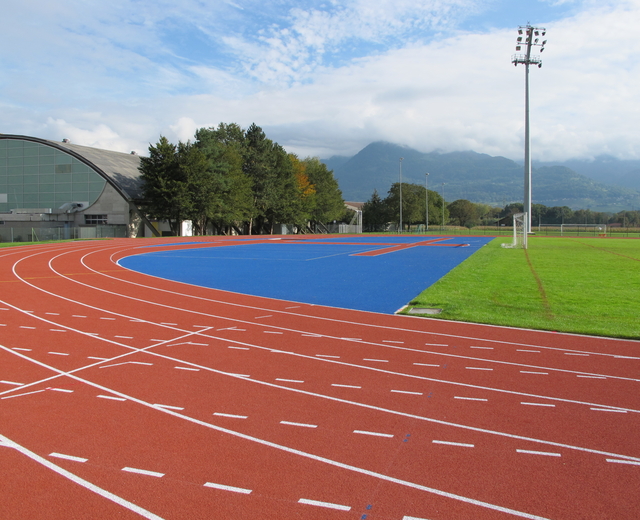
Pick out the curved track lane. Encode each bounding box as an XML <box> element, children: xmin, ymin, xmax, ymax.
<box><xmin>1</xmin><ymin>237</ymin><xmax>639</xmax><ymax>520</ymax></box>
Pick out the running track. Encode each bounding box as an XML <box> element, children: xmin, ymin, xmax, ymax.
<box><xmin>0</xmin><ymin>236</ymin><xmax>638</xmax><ymax>520</ymax></box>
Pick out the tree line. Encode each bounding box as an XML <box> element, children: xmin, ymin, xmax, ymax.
<box><xmin>363</xmin><ymin>183</ymin><xmax>640</xmax><ymax>231</ymax></box>
<box><xmin>138</xmin><ymin>123</ymin><xmax>349</xmax><ymax>235</ymax></box>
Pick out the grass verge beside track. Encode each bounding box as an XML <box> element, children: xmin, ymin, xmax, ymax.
<box><xmin>402</xmin><ymin>236</ymin><xmax>640</xmax><ymax>339</ymax></box>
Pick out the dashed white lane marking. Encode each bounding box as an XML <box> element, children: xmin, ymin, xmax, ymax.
<box><xmin>223</xmin><ymin>373</ymin><xmax>250</xmax><ymax>378</ymax></box>
<box><xmin>302</xmin><ymin>333</ymin><xmax>322</xmax><ymax>337</ymax></box>
<box><xmin>298</xmin><ymin>498</ymin><xmax>351</xmax><ymax>511</ymax></box>
<box><xmin>425</xmin><ymin>343</ymin><xmax>448</xmax><ymax>346</ymax></box>
<box><xmin>403</xmin><ymin>516</ymin><xmax>430</xmax><ymax>520</ymax></box>
<box><xmin>521</xmin><ymin>402</ymin><xmax>556</xmax><ymax>407</ymax></box>
<box><xmin>115</xmin><ymin>335</ymin><xmax>133</xmax><ymax>339</ymax></box>
<box><xmin>432</xmin><ymin>440</ymin><xmax>475</xmax><ymax>448</ymax></box>
<box><xmin>0</xmin><ymin>324</ymin><xmax>5</xmax><ymax>326</ymax></box>
<box><xmin>228</xmin><ymin>346</ymin><xmax>250</xmax><ymax>350</ymax></box>
<box><xmin>100</xmin><ymin>317</ymin><xmax>116</xmax><ymax>320</ymax></box>
<box><xmin>150</xmin><ymin>339</ymin><xmax>167</xmax><ymax>342</ymax></box>
<box><xmin>19</xmin><ymin>326</ymin><xmax>35</xmax><ymax>329</ymax></box>
<box><xmin>577</xmin><ymin>375</ymin><xmax>607</xmax><ymax>380</ymax></box>
<box><xmin>516</xmin><ymin>449</ymin><xmax>561</xmax><ymax>457</ymax></box>
<box><xmin>520</xmin><ymin>371</ymin><xmax>549</xmax><ymax>375</ymax></box>
<box><xmin>255</xmin><ymin>315</ymin><xmax>272</xmax><ymax>319</ymax></box>
<box><xmin>87</xmin><ymin>356</ymin><xmax>109</xmax><ymax>361</ymax></box>
<box><xmin>11</xmin><ymin>348</ymin><xmax>31</xmax><ymax>352</ymax></box>
<box><xmin>363</xmin><ymin>358</ymin><xmax>388</xmax><ymax>363</ymax></box>
<box><xmin>280</xmin><ymin>421</ymin><xmax>318</xmax><ymax>428</ymax></box>
<box><xmin>48</xmin><ymin>388</ymin><xmax>73</xmax><ymax>393</ymax></box>
<box><xmin>316</xmin><ymin>354</ymin><xmax>340</xmax><ymax>359</ymax></box>
<box><xmin>1</xmin><ymin>380</ymin><xmax>24</xmax><ymax>386</ymax></box>
<box><xmin>465</xmin><ymin>367</ymin><xmax>493</xmax><ymax>371</ymax></box>
<box><xmin>1</xmin><ymin>389</ymin><xmax>45</xmax><ymax>400</ymax></box>
<box><xmin>48</xmin><ymin>352</ymin><xmax>69</xmax><ymax>356</ymax></box>
<box><xmin>606</xmin><ymin>459</ymin><xmax>640</xmax><ymax>466</ymax></box>
<box><xmin>45</xmin><ymin>312</ymin><xmax>59</xmax><ymax>315</ymax></box>
<box><xmin>213</xmin><ymin>413</ymin><xmax>248</xmax><ymax>419</ymax></box>
<box><xmin>276</xmin><ymin>378</ymin><xmax>304</xmax><ymax>383</ymax></box>
<box><xmin>218</xmin><ymin>327</ymin><xmax>246</xmax><ymax>331</ymax></box>
<box><xmin>343</xmin><ymin>337</ymin><xmax>362</xmax><ymax>341</ymax></box>
<box><xmin>72</xmin><ymin>315</ymin><xmax>87</xmax><ymax>318</ymax></box>
<box><xmin>154</xmin><ymin>404</ymin><xmax>184</xmax><ymax>411</ymax></box>
<box><xmin>413</xmin><ymin>363</ymin><xmax>439</xmax><ymax>367</ymax></box>
<box><xmin>160</xmin><ymin>322</ymin><xmax>177</xmax><ymax>326</ymax></box>
<box><xmin>97</xmin><ymin>395</ymin><xmax>127</xmax><ymax>401</ymax></box>
<box><xmin>100</xmin><ymin>361</ymin><xmax>153</xmax><ymax>369</ymax></box>
<box><xmin>204</xmin><ymin>482</ymin><xmax>252</xmax><ymax>494</ymax></box>
<box><xmin>590</xmin><ymin>408</ymin><xmax>627</xmax><ymax>413</ymax></box>
<box><xmin>263</xmin><ymin>331</ymin><xmax>283</xmax><ymax>334</ymax></box>
<box><xmin>331</xmin><ymin>384</ymin><xmax>361</xmax><ymax>389</ymax></box>
<box><xmin>174</xmin><ymin>366</ymin><xmax>200</xmax><ymax>371</ymax></box>
<box><xmin>122</xmin><ymin>467</ymin><xmax>164</xmax><ymax>478</ymax></box>
<box><xmin>353</xmin><ymin>430</ymin><xmax>394</xmax><ymax>438</ymax></box>
<box><xmin>50</xmin><ymin>329</ymin><xmax>67</xmax><ymax>332</ymax></box>
<box><xmin>383</xmin><ymin>340</ymin><xmax>404</xmax><ymax>344</ymax></box>
<box><xmin>49</xmin><ymin>452</ymin><xmax>87</xmax><ymax>463</ymax></box>
<box><xmin>517</xmin><ymin>349</ymin><xmax>540</xmax><ymax>353</ymax></box>
<box><xmin>470</xmin><ymin>346</ymin><xmax>494</xmax><ymax>350</ymax></box>
<box><xmin>391</xmin><ymin>390</ymin><xmax>423</xmax><ymax>395</ymax></box>
<box><xmin>614</xmin><ymin>355</ymin><xmax>640</xmax><ymax>360</ymax></box>
<box><xmin>454</xmin><ymin>396</ymin><xmax>487</xmax><ymax>401</ymax></box>
<box><xmin>565</xmin><ymin>353</ymin><xmax>589</xmax><ymax>356</ymax></box>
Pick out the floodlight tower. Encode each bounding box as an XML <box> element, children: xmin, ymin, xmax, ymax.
<box><xmin>399</xmin><ymin>157</ymin><xmax>404</xmax><ymax>233</ymax></box>
<box><xmin>512</xmin><ymin>24</ymin><xmax>547</xmax><ymax>234</ymax></box>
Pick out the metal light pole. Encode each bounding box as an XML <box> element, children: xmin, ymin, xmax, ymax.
<box><xmin>441</xmin><ymin>182</ymin><xmax>445</xmax><ymax>231</ymax></box>
<box><xmin>425</xmin><ymin>172</ymin><xmax>429</xmax><ymax>232</ymax></box>
<box><xmin>512</xmin><ymin>24</ymin><xmax>547</xmax><ymax>235</ymax></box>
<box><xmin>399</xmin><ymin>157</ymin><xmax>403</xmax><ymax>233</ymax></box>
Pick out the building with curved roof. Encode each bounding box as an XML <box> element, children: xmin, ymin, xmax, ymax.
<box><xmin>0</xmin><ymin>135</ymin><xmax>159</xmax><ymax>240</ymax></box>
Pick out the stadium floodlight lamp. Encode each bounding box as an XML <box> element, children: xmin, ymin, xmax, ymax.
<box><xmin>511</xmin><ymin>23</ymin><xmax>547</xmax><ymax>234</ymax></box>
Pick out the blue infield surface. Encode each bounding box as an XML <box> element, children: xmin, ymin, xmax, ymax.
<box><xmin>119</xmin><ymin>236</ymin><xmax>494</xmax><ymax>314</ymax></box>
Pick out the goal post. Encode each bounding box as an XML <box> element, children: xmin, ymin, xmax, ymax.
<box><xmin>501</xmin><ymin>212</ymin><xmax>528</xmax><ymax>249</ymax></box>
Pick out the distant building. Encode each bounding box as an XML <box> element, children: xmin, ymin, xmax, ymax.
<box><xmin>0</xmin><ymin>135</ymin><xmax>159</xmax><ymax>240</ymax></box>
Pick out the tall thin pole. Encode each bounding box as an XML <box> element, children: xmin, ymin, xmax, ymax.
<box><xmin>441</xmin><ymin>182</ymin><xmax>445</xmax><ymax>231</ymax></box>
<box><xmin>425</xmin><ymin>172</ymin><xmax>429</xmax><ymax>232</ymax></box>
<box><xmin>399</xmin><ymin>157</ymin><xmax>403</xmax><ymax>233</ymax></box>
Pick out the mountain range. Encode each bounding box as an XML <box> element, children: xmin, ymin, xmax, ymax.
<box><xmin>323</xmin><ymin>142</ymin><xmax>640</xmax><ymax>212</ymax></box>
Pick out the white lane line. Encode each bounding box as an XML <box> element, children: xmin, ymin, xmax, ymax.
<box><xmin>565</xmin><ymin>353</ymin><xmax>589</xmax><ymax>356</ymax></box>
<box><xmin>174</xmin><ymin>366</ymin><xmax>200</xmax><ymax>371</ymax></box>
<box><xmin>520</xmin><ymin>371</ymin><xmax>549</xmax><ymax>375</ymax></box>
<box><xmin>50</xmin><ymin>329</ymin><xmax>67</xmax><ymax>332</ymax></box>
<box><xmin>1</xmin><ymin>389</ymin><xmax>45</xmax><ymax>400</ymax></box>
<box><xmin>0</xmin><ymin>324</ymin><xmax>5</xmax><ymax>326</ymax></box>
<box><xmin>425</xmin><ymin>343</ymin><xmax>448</xmax><ymax>346</ymax></box>
<box><xmin>150</xmin><ymin>339</ymin><xmax>167</xmax><ymax>342</ymax></box>
<box><xmin>19</xmin><ymin>326</ymin><xmax>36</xmax><ymax>329</ymax></box>
<box><xmin>100</xmin><ymin>317</ymin><xmax>116</xmax><ymax>320</ymax></box>
<box><xmin>276</xmin><ymin>378</ymin><xmax>304</xmax><ymax>383</ymax></box>
<box><xmin>223</xmin><ymin>372</ymin><xmax>251</xmax><ymax>378</ymax></box>
<box><xmin>48</xmin><ymin>388</ymin><xmax>73</xmax><ymax>393</ymax></box>
<box><xmin>87</xmin><ymin>356</ymin><xmax>109</xmax><ymax>361</ymax></box>
<box><xmin>383</xmin><ymin>340</ymin><xmax>404</xmax><ymax>344</ymax></box>
<box><xmin>590</xmin><ymin>408</ymin><xmax>627</xmax><ymax>413</ymax></box>
<box><xmin>115</xmin><ymin>335</ymin><xmax>133</xmax><ymax>339</ymax></box>
<box><xmin>213</xmin><ymin>413</ymin><xmax>248</xmax><ymax>419</ymax></box>
<box><xmin>517</xmin><ymin>349</ymin><xmax>540</xmax><ymax>353</ymax></box>
<box><xmin>465</xmin><ymin>367</ymin><xmax>493</xmax><ymax>371</ymax></box>
<box><xmin>343</xmin><ymin>338</ymin><xmax>362</xmax><ymax>341</ymax></box>
<box><xmin>302</xmin><ymin>334</ymin><xmax>322</xmax><ymax>337</ymax></box>
<box><xmin>255</xmin><ymin>315</ymin><xmax>272</xmax><ymax>319</ymax></box>
<box><xmin>331</xmin><ymin>384</ymin><xmax>361</xmax><ymax>389</ymax></box>
<box><xmin>48</xmin><ymin>352</ymin><xmax>69</xmax><ymax>356</ymax></box>
<box><xmin>363</xmin><ymin>358</ymin><xmax>388</xmax><ymax>363</ymax></box>
<box><xmin>470</xmin><ymin>346</ymin><xmax>494</xmax><ymax>350</ymax></box>
<box><xmin>160</xmin><ymin>322</ymin><xmax>177</xmax><ymax>326</ymax></box>
<box><xmin>280</xmin><ymin>421</ymin><xmax>318</xmax><ymax>428</ymax></box>
<box><xmin>100</xmin><ymin>361</ymin><xmax>153</xmax><ymax>368</ymax></box>
<box><xmin>414</xmin><ymin>363</ymin><xmax>439</xmax><ymax>367</ymax></box>
<box><xmin>228</xmin><ymin>346</ymin><xmax>250</xmax><ymax>350</ymax></box>
<box><xmin>285</xmin><ymin>306</ymin><xmax>300</xmax><ymax>309</ymax></box>
<box><xmin>403</xmin><ymin>516</ymin><xmax>431</xmax><ymax>520</ymax></box>
<box><xmin>577</xmin><ymin>375</ymin><xmax>607</xmax><ymax>379</ymax></box>
<box><xmin>204</xmin><ymin>482</ymin><xmax>252</xmax><ymax>494</ymax></box>
<box><xmin>298</xmin><ymin>498</ymin><xmax>351</xmax><ymax>511</ymax></box>
<box><xmin>263</xmin><ymin>331</ymin><xmax>283</xmax><ymax>334</ymax></box>
<box><xmin>391</xmin><ymin>390</ymin><xmax>423</xmax><ymax>395</ymax></box>
<box><xmin>432</xmin><ymin>440</ymin><xmax>474</xmax><ymax>448</ymax></box>
<box><xmin>454</xmin><ymin>396</ymin><xmax>487</xmax><ymax>401</ymax></box>
<box><xmin>516</xmin><ymin>449</ymin><xmax>561</xmax><ymax>457</ymax></box>
<box><xmin>316</xmin><ymin>354</ymin><xmax>340</xmax><ymax>359</ymax></box>
<box><xmin>122</xmin><ymin>467</ymin><xmax>164</xmax><ymax>478</ymax></box>
<box><xmin>0</xmin><ymin>380</ymin><xmax>24</xmax><ymax>386</ymax></box>
<box><xmin>606</xmin><ymin>459</ymin><xmax>640</xmax><ymax>466</ymax></box>
<box><xmin>154</xmin><ymin>404</ymin><xmax>184</xmax><ymax>411</ymax></box>
<box><xmin>11</xmin><ymin>348</ymin><xmax>31</xmax><ymax>351</ymax></box>
<box><xmin>614</xmin><ymin>355</ymin><xmax>640</xmax><ymax>360</ymax></box>
<box><xmin>72</xmin><ymin>315</ymin><xmax>87</xmax><ymax>318</ymax></box>
<box><xmin>45</xmin><ymin>312</ymin><xmax>59</xmax><ymax>315</ymax></box>
<box><xmin>97</xmin><ymin>395</ymin><xmax>127</xmax><ymax>401</ymax></box>
<box><xmin>353</xmin><ymin>430</ymin><xmax>394</xmax><ymax>438</ymax></box>
<box><xmin>521</xmin><ymin>402</ymin><xmax>556</xmax><ymax>407</ymax></box>
<box><xmin>49</xmin><ymin>452</ymin><xmax>88</xmax><ymax>463</ymax></box>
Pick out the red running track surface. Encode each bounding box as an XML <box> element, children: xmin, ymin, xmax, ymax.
<box><xmin>0</xmin><ymin>237</ymin><xmax>638</xmax><ymax>520</ymax></box>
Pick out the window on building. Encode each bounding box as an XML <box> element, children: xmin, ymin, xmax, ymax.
<box><xmin>84</xmin><ymin>214</ymin><xmax>108</xmax><ymax>225</ymax></box>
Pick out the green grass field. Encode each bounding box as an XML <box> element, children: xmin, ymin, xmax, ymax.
<box><xmin>403</xmin><ymin>236</ymin><xmax>640</xmax><ymax>339</ymax></box>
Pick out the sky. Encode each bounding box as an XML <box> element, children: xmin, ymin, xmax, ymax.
<box><xmin>1</xmin><ymin>0</ymin><xmax>639</xmax><ymax>162</ymax></box>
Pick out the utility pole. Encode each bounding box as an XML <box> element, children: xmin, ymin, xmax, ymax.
<box><xmin>399</xmin><ymin>157</ymin><xmax>403</xmax><ymax>233</ymax></box>
<box><xmin>512</xmin><ymin>24</ymin><xmax>547</xmax><ymax>234</ymax></box>
<box><xmin>425</xmin><ymin>172</ymin><xmax>429</xmax><ymax>232</ymax></box>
